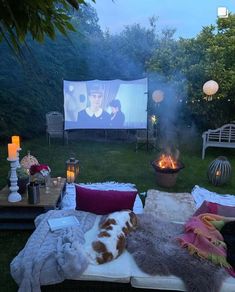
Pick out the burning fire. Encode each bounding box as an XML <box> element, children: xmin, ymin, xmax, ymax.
<box><xmin>156</xmin><ymin>154</ymin><xmax>177</xmax><ymax>169</ymax></box>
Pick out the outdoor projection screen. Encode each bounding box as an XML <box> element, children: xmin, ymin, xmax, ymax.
<box><xmin>63</xmin><ymin>78</ymin><xmax>148</xmax><ymax>130</ymax></box>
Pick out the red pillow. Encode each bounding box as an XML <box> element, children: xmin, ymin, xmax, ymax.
<box><xmin>194</xmin><ymin>200</ymin><xmax>235</xmax><ymax>217</ymax></box>
<box><xmin>75</xmin><ymin>185</ymin><xmax>138</xmax><ymax>215</ymax></box>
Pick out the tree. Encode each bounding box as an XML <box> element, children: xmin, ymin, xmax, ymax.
<box><xmin>0</xmin><ymin>0</ymin><xmax>95</xmax><ymax>52</ymax></box>
<box><xmin>182</xmin><ymin>15</ymin><xmax>235</xmax><ymax>129</ymax></box>
<box><xmin>0</xmin><ymin>3</ymin><xmax>102</xmax><ymax>138</ymax></box>
<box><xmin>146</xmin><ymin>14</ymin><xmax>235</xmax><ymax>130</ymax></box>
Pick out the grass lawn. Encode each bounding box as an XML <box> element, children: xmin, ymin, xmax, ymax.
<box><xmin>0</xmin><ymin>133</ymin><xmax>235</xmax><ymax>291</ymax></box>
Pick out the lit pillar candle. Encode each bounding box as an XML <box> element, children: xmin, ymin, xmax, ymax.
<box><xmin>8</xmin><ymin>143</ymin><xmax>17</xmax><ymax>160</ymax></box>
<box><xmin>216</xmin><ymin>170</ymin><xmax>221</xmax><ymax>176</ymax></box>
<box><xmin>12</xmin><ymin>136</ymin><xmax>20</xmax><ymax>149</ymax></box>
<box><xmin>67</xmin><ymin>170</ymin><xmax>75</xmax><ymax>183</ymax></box>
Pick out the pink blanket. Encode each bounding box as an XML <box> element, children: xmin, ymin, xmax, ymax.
<box><xmin>177</xmin><ymin>213</ymin><xmax>231</xmax><ymax>269</ymax></box>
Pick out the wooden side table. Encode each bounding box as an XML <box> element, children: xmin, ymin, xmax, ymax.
<box><xmin>0</xmin><ymin>178</ymin><xmax>66</xmax><ymax>230</ymax></box>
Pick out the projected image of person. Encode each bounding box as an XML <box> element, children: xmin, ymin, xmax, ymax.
<box><xmin>109</xmin><ymin>99</ymin><xmax>125</xmax><ymax>128</ymax></box>
<box><xmin>77</xmin><ymin>84</ymin><xmax>110</xmax><ymax>128</ymax></box>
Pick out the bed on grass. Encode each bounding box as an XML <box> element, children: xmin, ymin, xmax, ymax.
<box><xmin>10</xmin><ymin>183</ymin><xmax>235</xmax><ymax>292</ymax></box>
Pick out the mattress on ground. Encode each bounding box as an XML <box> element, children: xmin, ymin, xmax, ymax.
<box><xmin>133</xmin><ymin>188</ymin><xmax>235</xmax><ymax>291</ymax></box>
<box><xmin>130</xmin><ymin>271</ymin><xmax>235</xmax><ymax>292</ymax></box>
<box><xmin>60</xmin><ymin>182</ymin><xmax>144</xmax><ymax>283</ymax></box>
<box><xmin>71</xmin><ymin>215</ymin><xmax>136</xmax><ymax>283</ymax></box>
<box><xmin>77</xmin><ymin>190</ymin><xmax>235</xmax><ymax>291</ymax></box>
<box><xmin>72</xmin><ymin>218</ymin><xmax>235</xmax><ymax>292</ymax></box>
<box><xmin>60</xmin><ymin>186</ymin><xmax>235</xmax><ymax>290</ymax></box>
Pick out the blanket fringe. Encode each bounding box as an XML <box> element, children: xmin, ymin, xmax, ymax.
<box><xmin>180</xmin><ymin>241</ymin><xmax>231</xmax><ymax>269</ymax></box>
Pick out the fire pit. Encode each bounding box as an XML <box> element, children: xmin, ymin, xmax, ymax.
<box><xmin>151</xmin><ymin>153</ymin><xmax>184</xmax><ymax>188</ymax></box>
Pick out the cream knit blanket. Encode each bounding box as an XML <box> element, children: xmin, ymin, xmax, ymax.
<box><xmin>10</xmin><ymin>210</ymin><xmax>96</xmax><ymax>292</ymax></box>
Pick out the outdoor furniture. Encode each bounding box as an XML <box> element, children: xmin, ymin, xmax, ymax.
<box><xmin>46</xmin><ymin>111</ymin><xmax>68</xmax><ymax>145</ymax></box>
<box><xmin>0</xmin><ymin>178</ymin><xmax>66</xmax><ymax>230</ymax></box>
<box><xmin>202</xmin><ymin>123</ymin><xmax>235</xmax><ymax>159</ymax></box>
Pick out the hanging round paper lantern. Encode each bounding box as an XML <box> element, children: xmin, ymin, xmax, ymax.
<box><xmin>152</xmin><ymin>90</ymin><xmax>164</xmax><ymax>103</ymax></box>
<box><xmin>203</xmin><ymin>80</ymin><xmax>219</xmax><ymax>96</ymax></box>
<box><xmin>207</xmin><ymin>156</ymin><xmax>232</xmax><ymax>186</ymax></box>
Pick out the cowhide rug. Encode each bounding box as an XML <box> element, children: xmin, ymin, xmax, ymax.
<box><xmin>126</xmin><ymin>213</ymin><xmax>228</xmax><ymax>292</ymax></box>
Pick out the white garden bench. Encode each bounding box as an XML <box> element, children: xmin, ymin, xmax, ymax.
<box><xmin>202</xmin><ymin>123</ymin><xmax>235</xmax><ymax>159</ymax></box>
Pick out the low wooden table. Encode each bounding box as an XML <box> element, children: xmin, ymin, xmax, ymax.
<box><xmin>0</xmin><ymin>178</ymin><xmax>66</xmax><ymax>230</ymax></box>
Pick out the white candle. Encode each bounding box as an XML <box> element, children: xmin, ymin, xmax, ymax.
<box><xmin>12</xmin><ymin>136</ymin><xmax>20</xmax><ymax>149</ymax></box>
<box><xmin>8</xmin><ymin>143</ymin><xmax>17</xmax><ymax>160</ymax></box>
<box><xmin>67</xmin><ymin>170</ymin><xmax>75</xmax><ymax>183</ymax></box>
<box><xmin>53</xmin><ymin>180</ymin><xmax>58</xmax><ymax>186</ymax></box>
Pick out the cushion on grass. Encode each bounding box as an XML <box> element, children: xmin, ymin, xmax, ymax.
<box><xmin>194</xmin><ymin>200</ymin><xmax>235</xmax><ymax>217</ymax></box>
<box><xmin>144</xmin><ymin>189</ymin><xmax>196</xmax><ymax>223</ymax></box>
<box><xmin>75</xmin><ymin>185</ymin><xmax>138</xmax><ymax>215</ymax></box>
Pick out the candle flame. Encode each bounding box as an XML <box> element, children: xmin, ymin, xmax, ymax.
<box><xmin>216</xmin><ymin>170</ymin><xmax>221</xmax><ymax>176</ymax></box>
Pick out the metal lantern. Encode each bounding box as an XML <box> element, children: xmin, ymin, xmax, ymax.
<box><xmin>66</xmin><ymin>157</ymin><xmax>79</xmax><ymax>183</ymax></box>
<box><xmin>203</xmin><ymin>80</ymin><xmax>219</xmax><ymax>96</ymax></box>
<box><xmin>207</xmin><ymin>156</ymin><xmax>232</xmax><ymax>186</ymax></box>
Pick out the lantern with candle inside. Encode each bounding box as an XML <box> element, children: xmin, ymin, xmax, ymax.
<box><xmin>207</xmin><ymin>156</ymin><xmax>232</xmax><ymax>186</ymax></box>
<box><xmin>66</xmin><ymin>157</ymin><xmax>79</xmax><ymax>183</ymax></box>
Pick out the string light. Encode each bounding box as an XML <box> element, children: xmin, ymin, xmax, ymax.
<box><xmin>179</xmin><ymin>99</ymin><xmax>232</xmax><ymax>104</ymax></box>
<box><xmin>154</xmin><ymin>98</ymin><xmax>233</xmax><ymax>104</ymax></box>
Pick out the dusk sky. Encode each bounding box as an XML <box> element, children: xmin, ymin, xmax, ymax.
<box><xmin>89</xmin><ymin>0</ymin><xmax>235</xmax><ymax>38</ymax></box>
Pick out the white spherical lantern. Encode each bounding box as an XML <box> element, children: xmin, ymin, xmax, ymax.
<box><xmin>152</xmin><ymin>90</ymin><xmax>164</xmax><ymax>103</ymax></box>
<box><xmin>203</xmin><ymin>80</ymin><xmax>219</xmax><ymax>96</ymax></box>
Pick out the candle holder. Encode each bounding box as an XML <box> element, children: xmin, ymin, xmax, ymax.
<box><xmin>207</xmin><ymin>156</ymin><xmax>232</xmax><ymax>186</ymax></box>
<box><xmin>16</xmin><ymin>147</ymin><xmax>22</xmax><ymax>168</ymax></box>
<box><xmin>7</xmin><ymin>158</ymin><xmax>22</xmax><ymax>202</ymax></box>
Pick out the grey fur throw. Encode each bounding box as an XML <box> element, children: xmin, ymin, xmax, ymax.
<box><xmin>126</xmin><ymin>214</ymin><xmax>228</xmax><ymax>292</ymax></box>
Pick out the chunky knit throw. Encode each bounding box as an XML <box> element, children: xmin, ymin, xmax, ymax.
<box><xmin>10</xmin><ymin>210</ymin><xmax>96</xmax><ymax>292</ymax></box>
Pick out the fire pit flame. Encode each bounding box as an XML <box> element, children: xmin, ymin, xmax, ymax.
<box><xmin>151</xmin><ymin>151</ymin><xmax>184</xmax><ymax>188</ymax></box>
<box><xmin>157</xmin><ymin>154</ymin><xmax>177</xmax><ymax>169</ymax></box>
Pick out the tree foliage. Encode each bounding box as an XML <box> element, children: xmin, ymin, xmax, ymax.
<box><xmin>146</xmin><ymin>14</ymin><xmax>235</xmax><ymax>130</ymax></box>
<box><xmin>0</xmin><ymin>5</ymin><xmax>234</xmax><ymax>139</ymax></box>
<box><xmin>0</xmin><ymin>0</ymin><xmax>95</xmax><ymax>51</ymax></box>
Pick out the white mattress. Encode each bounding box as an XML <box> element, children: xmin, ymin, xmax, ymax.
<box><xmin>61</xmin><ymin>184</ymin><xmax>235</xmax><ymax>291</ymax></box>
<box><xmin>64</xmin><ymin>213</ymin><xmax>235</xmax><ymax>291</ymax></box>
<box><xmin>61</xmin><ymin>183</ymin><xmax>143</xmax><ymax>284</ymax></box>
<box><xmin>130</xmin><ymin>265</ymin><xmax>235</xmax><ymax>292</ymax></box>
<box><xmin>192</xmin><ymin>185</ymin><xmax>235</xmax><ymax>208</ymax></box>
